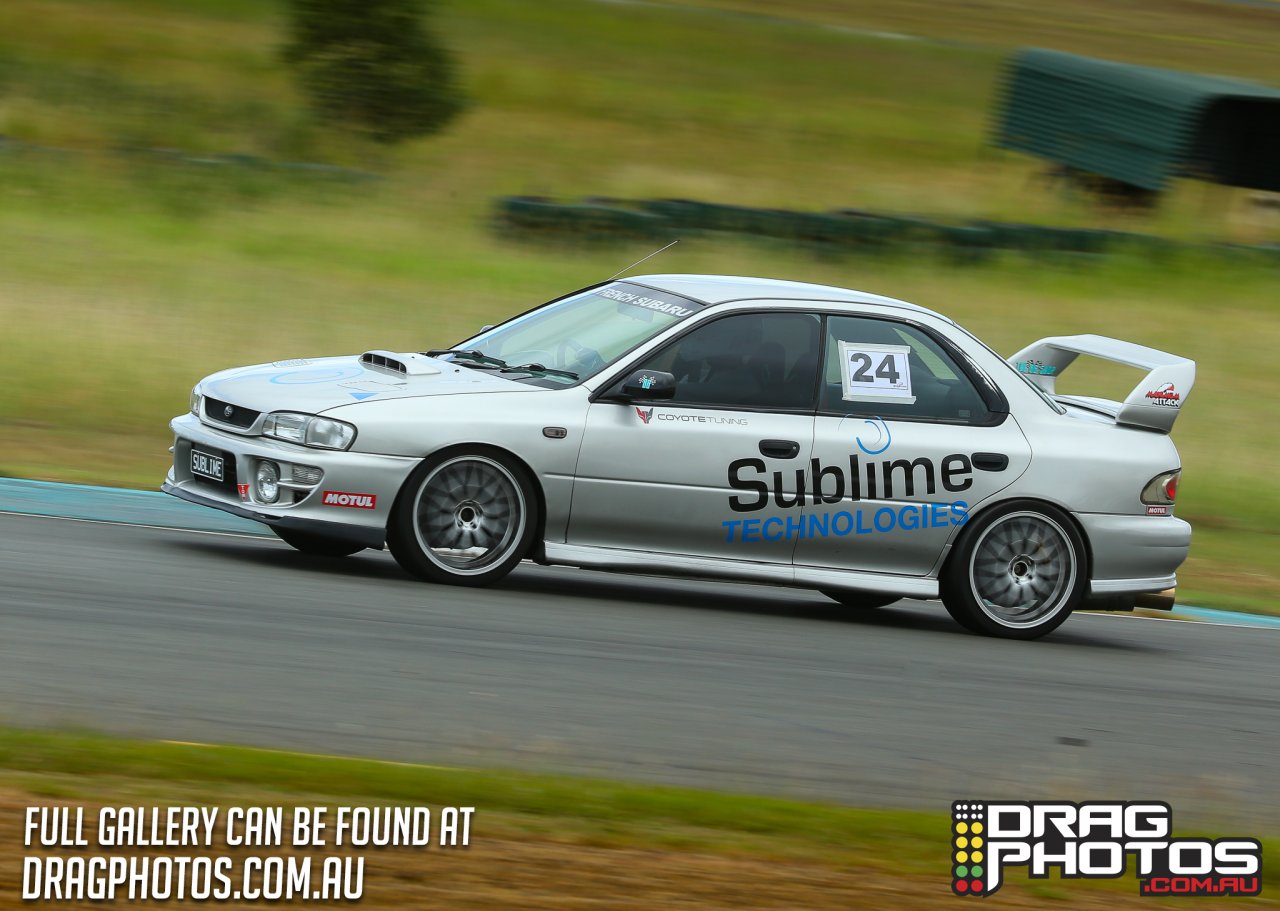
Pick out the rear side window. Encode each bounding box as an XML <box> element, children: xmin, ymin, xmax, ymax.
<box><xmin>823</xmin><ymin>316</ymin><xmax>992</xmax><ymax>423</ymax></box>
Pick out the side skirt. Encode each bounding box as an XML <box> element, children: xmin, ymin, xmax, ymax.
<box><xmin>542</xmin><ymin>542</ymin><xmax>940</xmax><ymax>599</ymax></box>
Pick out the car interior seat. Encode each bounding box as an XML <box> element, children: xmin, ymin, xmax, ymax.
<box><xmin>672</xmin><ymin>316</ymin><xmax>766</xmax><ymax>404</ymax></box>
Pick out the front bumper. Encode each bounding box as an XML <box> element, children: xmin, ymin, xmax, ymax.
<box><xmin>164</xmin><ymin>413</ymin><xmax>419</xmax><ymax>549</ymax></box>
<box><xmin>1079</xmin><ymin>512</ymin><xmax>1192</xmax><ymax>596</ymax></box>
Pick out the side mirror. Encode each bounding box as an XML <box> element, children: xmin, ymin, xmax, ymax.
<box><xmin>619</xmin><ymin>369</ymin><xmax>676</xmax><ymax>401</ymax></box>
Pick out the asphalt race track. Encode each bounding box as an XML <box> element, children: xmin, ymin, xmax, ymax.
<box><xmin>2</xmin><ymin>511</ymin><xmax>1278</xmax><ymax>824</ymax></box>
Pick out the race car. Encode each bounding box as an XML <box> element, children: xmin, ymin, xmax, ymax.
<box><xmin>163</xmin><ymin>274</ymin><xmax>1193</xmax><ymax>639</ymax></box>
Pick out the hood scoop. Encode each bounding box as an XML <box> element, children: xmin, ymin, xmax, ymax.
<box><xmin>359</xmin><ymin>350</ymin><xmax>442</xmax><ymax>377</ymax></box>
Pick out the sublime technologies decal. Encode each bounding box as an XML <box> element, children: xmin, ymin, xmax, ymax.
<box><xmin>721</xmin><ymin>501</ymin><xmax>968</xmax><ymax>542</ymax></box>
<box><xmin>722</xmin><ymin>417</ymin><xmax>973</xmax><ymax>543</ymax></box>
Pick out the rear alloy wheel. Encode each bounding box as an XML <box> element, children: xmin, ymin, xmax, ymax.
<box><xmin>388</xmin><ymin>450</ymin><xmax>537</xmax><ymax>586</ymax></box>
<box><xmin>272</xmin><ymin>526</ymin><xmax>366</xmax><ymax>557</ymax></box>
<box><xmin>941</xmin><ymin>502</ymin><xmax>1086</xmax><ymax>639</ymax></box>
<box><xmin>822</xmin><ymin>590</ymin><xmax>898</xmax><ymax>609</ymax></box>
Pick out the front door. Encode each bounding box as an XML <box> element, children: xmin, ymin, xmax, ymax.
<box><xmin>568</xmin><ymin>310</ymin><xmax>823</xmax><ymax>564</ymax></box>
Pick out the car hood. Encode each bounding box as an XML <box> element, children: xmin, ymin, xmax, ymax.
<box><xmin>199</xmin><ymin>354</ymin><xmax>539</xmax><ymax>414</ymax></box>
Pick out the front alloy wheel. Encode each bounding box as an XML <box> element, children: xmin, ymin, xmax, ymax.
<box><xmin>942</xmin><ymin>502</ymin><xmax>1086</xmax><ymax>639</ymax></box>
<box><xmin>388</xmin><ymin>450</ymin><xmax>537</xmax><ymax>586</ymax></box>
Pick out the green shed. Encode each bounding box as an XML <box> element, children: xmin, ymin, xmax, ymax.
<box><xmin>993</xmin><ymin>48</ymin><xmax>1280</xmax><ymax>192</ymax></box>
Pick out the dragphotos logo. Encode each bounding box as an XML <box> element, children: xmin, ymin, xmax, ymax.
<box><xmin>951</xmin><ymin>801</ymin><xmax>1261</xmax><ymax>898</ymax></box>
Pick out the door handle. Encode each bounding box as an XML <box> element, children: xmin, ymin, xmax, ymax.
<box><xmin>759</xmin><ymin>439</ymin><xmax>800</xmax><ymax>459</ymax></box>
<box><xmin>972</xmin><ymin>452</ymin><xmax>1009</xmax><ymax>472</ymax></box>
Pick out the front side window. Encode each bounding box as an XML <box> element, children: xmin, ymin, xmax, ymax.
<box><xmin>446</xmin><ymin>282</ymin><xmax>702</xmax><ymax>386</ymax></box>
<box><xmin>823</xmin><ymin>315</ymin><xmax>992</xmax><ymax>422</ymax></box>
<box><xmin>631</xmin><ymin>311</ymin><xmax>822</xmax><ymax>410</ymax></box>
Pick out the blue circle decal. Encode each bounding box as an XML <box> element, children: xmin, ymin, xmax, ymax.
<box><xmin>855</xmin><ymin>417</ymin><xmax>891</xmax><ymax>455</ymax></box>
<box><xmin>268</xmin><ymin>367</ymin><xmax>365</xmax><ymax>385</ymax></box>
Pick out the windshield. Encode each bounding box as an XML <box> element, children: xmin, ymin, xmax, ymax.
<box><xmin>441</xmin><ymin>282</ymin><xmax>703</xmax><ymax>387</ymax></box>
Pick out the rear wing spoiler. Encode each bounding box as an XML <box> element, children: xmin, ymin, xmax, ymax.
<box><xmin>1008</xmin><ymin>334</ymin><xmax>1194</xmax><ymax>433</ymax></box>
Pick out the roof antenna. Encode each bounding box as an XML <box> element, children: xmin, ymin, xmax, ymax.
<box><xmin>608</xmin><ymin>239</ymin><xmax>679</xmax><ymax>281</ymax></box>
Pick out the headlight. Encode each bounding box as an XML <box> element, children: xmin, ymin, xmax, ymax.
<box><xmin>262</xmin><ymin>412</ymin><xmax>309</xmax><ymax>444</ymax></box>
<box><xmin>305</xmin><ymin>417</ymin><xmax>357</xmax><ymax>450</ymax></box>
<box><xmin>261</xmin><ymin>412</ymin><xmax>357</xmax><ymax>451</ymax></box>
<box><xmin>190</xmin><ymin>387</ymin><xmax>202</xmax><ymax>415</ymax></box>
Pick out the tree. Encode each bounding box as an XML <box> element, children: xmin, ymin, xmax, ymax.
<box><xmin>283</xmin><ymin>0</ymin><xmax>465</xmax><ymax>144</ymax></box>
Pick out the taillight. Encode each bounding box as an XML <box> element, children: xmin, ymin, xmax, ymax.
<box><xmin>1142</xmin><ymin>470</ymin><xmax>1181</xmax><ymax>505</ymax></box>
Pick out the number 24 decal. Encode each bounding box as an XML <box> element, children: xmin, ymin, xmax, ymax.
<box><xmin>848</xmin><ymin>352</ymin><xmax>902</xmax><ymax>384</ymax></box>
<box><xmin>837</xmin><ymin>341</ymin><xmax>915</xmax><ymax>403</ymax></box>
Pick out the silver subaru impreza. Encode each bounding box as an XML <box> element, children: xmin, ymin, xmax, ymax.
<box><xmin>164</xmin><ymin>274</ymin><xmax>1193</xmax><ymax>639</ymax></box>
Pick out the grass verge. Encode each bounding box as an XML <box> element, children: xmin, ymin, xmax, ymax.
<box><xmin>2</xmin><ymin>727</ymin><xmax>1276</xmax><ymax>909</ymax></box>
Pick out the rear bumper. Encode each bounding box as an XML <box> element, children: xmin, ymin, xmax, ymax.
<box><xmin>1078</xmin><ymin>512</ymin><xmax>1191</xmax><ymax>596</ymax></box>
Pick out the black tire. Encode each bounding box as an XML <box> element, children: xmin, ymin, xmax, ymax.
<box><xmin>272</xmin><ymin>526</ymin><xmax>366</xmax><ymax>557</ymax></box>
<box><xmin>941</xmin><ymin>500</ymin><xmax>1087</xmax><ymax>639</ymax></box>
<box><xmin>822</xmin><ymin>590</ymin><xmax>898</xmax><ymax>609</ymax></box>
<box><xmin>387</xmin><ymin>448</ymin><xmax>539</xmax><ymax>586</ymax></box>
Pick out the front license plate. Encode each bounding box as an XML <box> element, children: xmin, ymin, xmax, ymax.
<box><xmin>191</xmin><ymin>449</ymin><xmax>225</xmax><ymax>482</ymax></box>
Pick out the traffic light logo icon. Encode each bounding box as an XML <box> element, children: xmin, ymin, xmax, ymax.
<box><xmin>952</xmin><ymin>803</ymin><xmax>985</xmax><ymax>896</ymax></box>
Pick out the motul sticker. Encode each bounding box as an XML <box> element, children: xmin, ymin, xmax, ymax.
<box><xmin>237</xmin><ymin>483</ymin><xmax>250</xmax><ymax>501</ymax></box>
<box><xmin>322</xmin><ymin>490</ymin><xmax>377</xmax><ymax>509</ymax></box>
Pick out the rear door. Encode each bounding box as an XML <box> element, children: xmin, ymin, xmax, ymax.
<box><xmin>568</xmin><ymin>309</ymin><xmax>822</xmax><ymax>564</ymax></box>
<box><xmin>795</xmin><ymin>314</ymin><xmax>1031</xmax><ymax>578</ymax></box>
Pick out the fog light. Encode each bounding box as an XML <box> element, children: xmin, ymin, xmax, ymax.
<box><xmin>291</xmin><ymin>464</ymin><xmax>323</xmax><ymax>485</ymax></box>
<box><xmin>255</xmin><ymin>460</ymin><xmax>280</xmax><ymax>504</ymax></box>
